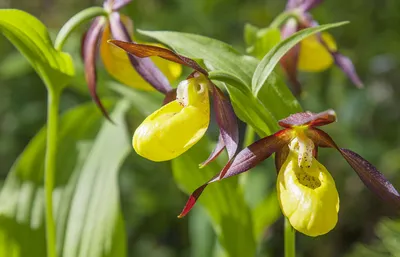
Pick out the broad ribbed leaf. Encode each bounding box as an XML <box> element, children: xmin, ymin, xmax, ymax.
<box><xmin>0</xmin><ymin>9</ymin><xmax>74</xmax><ymax>90</ymax></box>
<box><xmin>252</xmin><ymin>21</ymin><xmax>349</xmax><ymax>96</ymax></box>
<box><xmin>138</xmin><ymin>30</ymin><xmax>256</xmax><ymax>86</ymax></box>
<box><xmin>0</xmin><ymin>101</ymin><xmax>130</xmax><ymax>257</ymax></box>
<box><xmin>172</xmin><ymin>138</ymin><xmax>256</xmax><ymax>257</ymax></box>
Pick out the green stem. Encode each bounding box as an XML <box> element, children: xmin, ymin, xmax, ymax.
<box><xmin>54</xmin><ymin>6</ymin><xmax>108</xmax><ymax>51</ymax></box>
<box><xmin>269</xmin><ymin>10</ymin><xmax>300</xmax><ymax>29</ymax></box>
<box><xmin>44</xmin><ymin>88</ymin><xmax>62</xmax><ymax>257</ymax></box>
<box><xmin>284</xmin><ymin>217</ymin><xmax>296</xmax><ymax>257</ymax></box>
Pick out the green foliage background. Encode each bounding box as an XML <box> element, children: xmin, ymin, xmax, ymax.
<box><xmin>0</xmin><ymin>0</ymin><xmax>400</xmax><ymax>256</ymax></box>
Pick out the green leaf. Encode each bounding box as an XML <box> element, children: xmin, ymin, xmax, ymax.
<box><xmin>252</xmin><ymin>192</ymin><xmax>280</xmax><ymax>241</ymax></box>
<box><xmin>0</xmin><ymin>100</ymin><xmax>130</xmax><ymax>257</ymax></box>
<box><xmin>172</xmin><ymin>138</ymin><xmax>256</xmax><ymax>257</ymax></box>
<box><xmin>243</xmin><ymin>23</ymin><xmax>259</xmax><ymax>47</ymax></box>
<box><xmin>138</xmin><ymin>30</ymin><xmax>257</xmax><ymax>88</ymax></box>
<box><xmin>0</xmin><ymin>9</ymin><xmax>74</xmax><ymax>90</ymax></box>
<box><xmin>347</xmin><ymin>218</ymin><xmax>400</xmax><ymax>257</ymax></box>
<box><xmin>245</xmin><ymin>25</ymin><xmax>281</xmax><ymax>60</ymax></box>
<box><xmin>252</xmin><ymin>21</ymin><xmax>349</xmax><ymax>96</ymax></box>
<box><xmin>256</xmin><ymin>71</ymin><xmax>302</xmax><ymax>121</ymax></box>
<box><xmin>189</xmin><ymin>208</ymin><xmax>215</xmax><ymax>257</ymax></box>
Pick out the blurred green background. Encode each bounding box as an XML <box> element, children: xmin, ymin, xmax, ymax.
<box><xmin>1</xmin><ymin>0</ymin><xmax>400</xmax><ymax>256</ymax></box>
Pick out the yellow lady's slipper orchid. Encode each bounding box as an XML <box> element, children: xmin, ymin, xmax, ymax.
<box><xmin>179</xmin><ymin>110</ymin><xmax>400</xmax><ymax>239</ymax></box>
<box><xmin>133</xmin><ymin>75</ymin><xmax>210</xmax><ymax>161</ymax></box>
<box><xmin>297</xmin><ymin>33</ymin><xmax>337</xmax><ymax>72</ymax></box>
<box><xmin>279</xmin><ymin>0</ymin><xmax>363</xmax><ymax>92</ymax></box>
<box><xmin>100</xmin><ymin>22</ymin><xmax>182</xmax><ymax>91</ymax></box>
<box><xmin>109</xmin><ymin>41</ymin><xmax>239</xmax><ymax>165</ymax></box>
<box><xmin>277</xmin><ymin>136</ymin><xmax>339</xmax><ymax>237</ymax></box>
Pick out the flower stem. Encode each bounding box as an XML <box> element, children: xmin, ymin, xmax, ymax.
<box><xmin>269</xmin><ymin>10</ymin><xmax>300</xmax><ymax>29</ymax></box>
<box><xmin>45</xmin><ymin>87</ymin><xmax>61</xmax><ymax>257</ymax></box>
<box><xmin>54</xmin><ymin>6</ymin><xmax>108</xmax><ymax>51</ymax></box>
<box><xmin>284</xmin><ymin>217</ymin><xmax>296</xmax><ymax>257</ymax></box>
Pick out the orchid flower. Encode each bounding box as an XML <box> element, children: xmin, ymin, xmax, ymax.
<box><xmin>108</xmin><ymin>40</ymin><xmax>239</xmax><ymax>163</ymax></box>
<box><xmin>82</xmin><ymin>0</ymin><xmax>181</xmax><ymax>119</ymax></box>
<box><xmin>178</xmin><ymin>110</ymin><xmax>400</xmax><ymax>236</ymax></box>
<box><xmin>280</xmin><ymin>0</ymin><xmax>363</xmax><ymax>93</ymax></box>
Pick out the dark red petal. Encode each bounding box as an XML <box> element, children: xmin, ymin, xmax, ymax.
<box><xmin>275</xmin><ymin>145</ymin><xmax>290</xmax><ymax>173</ymax></box>
<box><xmin>300</xmin><ymin>0</ymin><xmax>324</xmax><ymax>11</ymax></box>
<box><xmin>108</xmin><ymin>40</ymin><xmax>208</xmax><ymax>76</ymax></box>
<box><xmin>318</xmin><ymin>35</ymin><xmax>364</xmax><ymax>88</ymax></box>
<box><xmin>178</xmin><ymin>129</ymin><xmax>293</xmax><ymax>217</ymax></box>
<box><xmin>341</xmin><ymin>149</ymin><xmax>400</xmax><ymax>209</ymax></box>
<box><xmin>108</xmin><ymin>13</ymin><xmax>172</xmax><ymax>94</ymax></box>
<box><xmin>280</xmin><ymin>46</ymin><xmax>302</xmax><ymax>95</ymax></box>
<box><xmin>199</xmin><ymin>134</ymin><xmax>225</xmax><ymax>168</ymax></box>
<box><xmin>332</xmin><ymin>52</ymin><xmax>364</xmax><ymax>88</ymax></box>
<box><xmin>177</xmin><ymin>182</ymin><xmax>211</xmax><ymax>218</ymax></box>
<box><xmin>212</xmin><ymin>85</ymin><xmax>239</xmax><ymax>162</ymax></box>
<box><xmin>306</xmin><ymin>128</ymin><xmax>400</xmax><ymax>209</ymax></box>
<box><xmin>280</xmin><ymin>19</ymin><xmax>302</xmax><ymax>95</ymax></box>
<box><xmin>83</xmin><ymin>18</ymin><xmax>112</xmax><ymax>121</ymax></box>
<box><xmin>278</xmin><ymin>109</ymin><xmax>337</xmax><ymax>128</ymax></box>
<box><xmin>218</xmin><ymin>128</ymin><xmax>293</xmax><ymax>179</ymax></box>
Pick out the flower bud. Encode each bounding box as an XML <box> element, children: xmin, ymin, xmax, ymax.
<box><xmin>132</xmin><ymin>76</ymin><xmax>210</xmax><ymax>161</ymax></box>
<box><xmin>277</xmin><ymin>150</ymin><xmax>339</xmax><ymax>236</ymax></box>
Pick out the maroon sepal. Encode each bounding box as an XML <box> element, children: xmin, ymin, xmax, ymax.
<box><xmin>108</xmin><ymin>13</ymin><xmax>172</xmax><ymax>95</ymax></box>
<box><xmin>200</xmin><ymin>134</ymin><xmax>225</xmax><ymax>168</ymax></box>
<box><xmin>178</xmin><ymin>129</ymin><xmax>293</xmax><ymax>218</ymax></box>
<box><xmin>300</xmin><ymin>0</ymin><xmax>324</xmax><ymax>11</ymax></box>
<box><xmin>83</xmin><ymin>18</ymin><xmax>112</xmax><ymax>121</ymax></box>
<box><xmin>177</xmin><ymin>183</ymin><xmax>209</xmax><ymax>218</ymax></box>
<box><xmin>332</xmin><ymin>52</ymin><xmax>364</xmax><ymax>88</ymax></box>
<box><xmin>306</xmin><ymin>128</ymin><xmax>400</xmax><ymax>209</ymax></box>
<box><xmin>278</xmin><ymin>109</ymin><xmax>336</xmax><ymax>128</ymax></box>
<box><xmin>108</xmin><ymin>40</ymin><xmax>209</xmax><ymax>76</ymax></box>
<box><xmin>280</xmin><ymin>19</ymin><xmax>302</xmax><ymax>95</ymax></box>
<box><xmin>318</xmin><ymin>35</ymin><xmax>364</xmax><ymax>89</ymax></box>
<box><xmin>212</xmin><ymin>85</ymin><xmax>239</xmax><ymax>164</ymax></box>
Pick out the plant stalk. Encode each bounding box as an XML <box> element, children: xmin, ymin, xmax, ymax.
<box><xmin>269</xmin><ymin>10</ymin><xmax>300</xmax><ymax>29</ymax></box>
<box><xmin>284</xmin><ymin>217</ymin><xmax>296</xmax><ymax>257</ymax></box>
<box><xmin>54</xmin><ymin>6</ymin><xmax>108</xmax><ymax>51</ymax></box>
<box><xmin>44</xmin><ymin>87</ymin><xmax>61</xmax><ymax>257</ymax></box>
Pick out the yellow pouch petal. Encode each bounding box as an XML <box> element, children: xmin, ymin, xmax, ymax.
<box><xmin>133</xmin><ymin>77</ymin><xmax>210</xmax><ymax>161</ymax></box>
<box><xmin>298</xmin><ymin>32</ymin><xmax>337</xmax><ymax>72</ymax></box>
<box><xmin>277</xmin><ymin>152</ymin><xmax>340</xmax><ymax>237</ymax></box>
<box><xmin>100</xmin><ymin>23</ymin><xmax>182</xmax><ymax>91</ymax></box>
